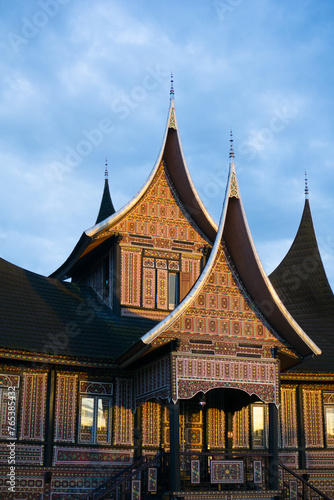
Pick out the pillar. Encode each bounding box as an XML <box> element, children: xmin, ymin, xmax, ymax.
<box><xmin>169</xmin><ymin>401</ymin><xmax>181</xmax><ymax>492</ymax></box>
<box><xmin>269</xmin><ymin>402</ymin><xmax>279</xmax><ymax>490</ymax></box>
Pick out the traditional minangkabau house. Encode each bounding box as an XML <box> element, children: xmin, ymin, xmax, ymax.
<box><xmin>1</xmin><ymin>84</ymin><xmax>334</xmax><ymax>500</ymax></box>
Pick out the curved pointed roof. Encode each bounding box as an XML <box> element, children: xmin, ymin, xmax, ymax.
<box><xmin>127</xmin><ymin>147</ymin><xmax>320</xmax><ymax>366</ymax></box>
<box><xmin>51</xmin><ymin>96</ymin><xmax>217</xmax><ymax>280</ymax></box>
<box><xmin>95</xmin><ymin>176</ymin><xmax>115</xmax><ymax>225</ymax></box>
<box><xmin>269</xmin><ymin>197</ymin><xmax>334</xmax><ymax>372</ymax></box>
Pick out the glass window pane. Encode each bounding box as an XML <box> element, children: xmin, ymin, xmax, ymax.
<box><xmin>325</xmin><ymin>406</ymin><xmax>334</xmax><ymax>447</ymax></box>
<box><xmin>169</xmin><ymin>273</ymin><xmax>179</xmax><ymax>309</ymax></box>
<box><xmin>252</xmin><ymin>405</ymin><xmax>265</xmax><ymax>449</ymax></box>
<box><xmin>97</xmin><ymin>398</ymin><xmax>110</xmax><ymax>444</ymax></box>
<box><xmin>79</xmin><ymin>397</ymin><xmax>94</xmax><ymax>443</ymax></box>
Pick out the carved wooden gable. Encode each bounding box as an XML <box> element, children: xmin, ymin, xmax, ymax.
<box><xmin>163</xmin><ymin>241</ymin><xmax>287</xmax><ymax>349</ymax></box>
<box><xmin>94</xmin><ymin>161</ymin><xmax>211</xmax><ymax>319</ymax></box>
<box><xmin>110</xmin><ymin>160</ymin><xmax>210</xmax><ymax>249</ymax></box>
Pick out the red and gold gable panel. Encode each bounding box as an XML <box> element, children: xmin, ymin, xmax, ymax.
<box><xmin>98</xmin><ymin>161</ymin><xmax>211</xmax><ymax>317</ymax></box>
<box><xmin>165</xmin><ymin>244</ymin><xmax>285</xmax><ymax>348</ymax></box>
<box><xmin>95</xmin><ymin>161</ymin><xmax>210</xmax><ymax>251</ymax></box>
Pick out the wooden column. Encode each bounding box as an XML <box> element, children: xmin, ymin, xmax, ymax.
<box><xmin>269</xmin><ymin>403</ymin><xmax>279</xmax><ymax>490</ymax></box>
<box><xmin>297</xmin><ymin>385</ymin><xmax>306</xmax><ymax>469</ymax></box>
<box><xmin>44</xmin><ymin>368</ymin><xmax>56</xmax><ymax>467</ymax></box>
<box><xmin>169</xmin><ymin>401</ymin><xmax>181</xmax><ymax>492</ymax></box>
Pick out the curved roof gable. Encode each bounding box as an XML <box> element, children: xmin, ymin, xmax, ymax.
<box><xmin>51</xmin><ymin>97</ymin><xmax>216</xmax><ymax>280</ymax></box>
<box><xmin>269</xmin><ymin>197</ymin><xmax>334</xmax><ymax>372</ymax></box>
<box><xmin>137</xmin><ymin>148</ymin><xmax>320</xmax><ymax>364</ymax></box>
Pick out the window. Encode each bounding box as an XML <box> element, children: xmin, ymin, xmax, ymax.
<box><xmin>323</xmin><ymin>393</ymin><xmax>334</xmax><ymax>447</ymax></box>
<box><xmin>79</xmin><ymin>396</ymin><xmax>112</xmax><ymax>444</ymax></box>
<box><xmin>168</xmin><ymin>272</ymin><xmax>179</xmax><ymax>310</ymax></box>
<box><xmin>324</xmin><ymin>406</ymin><xmax>334</xmax><ymax>447</ymax></box>
<box><xmin>251</xmin><ymin>403</ymin><xmax>268</xmax><ymax>449</ymax></box>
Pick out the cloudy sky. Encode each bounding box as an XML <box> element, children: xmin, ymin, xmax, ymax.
<box><xmin>0</xmin><ymin>0</ymin><xmax>333</xmax><ymax>289</ymax></box>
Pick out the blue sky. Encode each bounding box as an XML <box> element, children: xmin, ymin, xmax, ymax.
<box><xmin>0</xmin><ymin>0</ymin><xmax>333</xmax><ymax>289</ymax></box>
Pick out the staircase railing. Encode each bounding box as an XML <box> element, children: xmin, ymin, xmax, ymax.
<box><xmin>79</xmin><ymin>451</ymin><xmax>168</xmax><ymax>500</ymax></box>
<box><xmin>279</xmin><ymin>461</ymin><xmax>333</xmax><ymax>500</ymax></box>
<box><xmin>80</xmin><ymin>453</ymin><xmax>333</xmax><ymax>500</ymax></box>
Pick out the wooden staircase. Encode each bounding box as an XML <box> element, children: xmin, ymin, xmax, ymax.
<box><xmin>78</xmin><ymin>453</ymin><xmax>333</xmax><ymax>500</ymax></box>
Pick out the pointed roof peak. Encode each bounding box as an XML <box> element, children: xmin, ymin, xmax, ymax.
<box><xmin>228</xmin><ymin>131</ymin><xmax>239</xmax><ymax>199</ymax></box>
<box><xmin>105</xmin><ymin>157</ymin><xmax>108</xmax><ymax>179</ymax></box>
<box><xmin>170</xmin><ymin>71</ymin><xmax>174</xmax><ymax>99</ymax></box>
<box><xmin>95</xmin><ymin>161</ymin><xmax>115</xmax><ymax>225</ymax></box>
<box><xmin>305</xmin><ymin>171</ymin><xmax>309</xmax><ymax>199</ymax></box>
<box><xmin>229</xmin><ymin>129</ymin><xmax>235</xmax><ymax>159</ymax></box>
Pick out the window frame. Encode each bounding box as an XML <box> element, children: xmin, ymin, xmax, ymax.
<box><xmin>250</xmin><ymin>402</ymin><xmax>268</xmax><ymax>450</ymax></box>
<box><xmin>78</xmin><ymin>394</ymin><xmax>112</xmax><ymax>445</ymax></box>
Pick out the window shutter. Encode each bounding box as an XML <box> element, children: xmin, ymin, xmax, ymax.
<box><xmin>180</xmin><ymin>271</ymin><xmax>191</xmax><ymax>301</ymax></box>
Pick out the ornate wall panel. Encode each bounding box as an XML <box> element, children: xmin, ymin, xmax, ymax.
<box><xmin>0</xmin><ymin>374</ymin><xmax>19</xmax><ymax>439</ymax></box>
<box><xmin>278</xmin><ymin>451</ymin><xmax>298</xmax><ymax>469</ymax></box>
<box><xmin>131</xmin><ymin>479</ymin><xmax>141</xmax><ymax>500</ymax></box>
<box><xmin>253</xmin><ymin>460</ymin><xmax>262</xmax><ymax>484</ymax></box>
<box><xmin>289</xmin><ymin>480</ymin><xmax>298</xmax><ymax>500</ymax></box>
<box><xmin>0</xmin><ymin>470</ymin><xmax>44</xmax><ymax>497</ymax></box>
<box><xmin>306</xmin><ymin>450</ymin><xmax>334</xmax><ymax>468</ymax></box>
<box><xmin>303</xmin><ymin>389</ymin><xmax>324</xmax><ymax>448</ymax></box>
<box><xmin>233</xmin><ymin>406</ymin><xmax>249</xmax><ymax>448</ymax></box>
<box><xmin>191</xmin><ymin>460</ymin><xmax>200</xmax><ymax>484</ymax></box>
<box><xmin>0</xmin><ymin>444</ymin><xmax>43</xmax><ymax>465</ymax></box>
<box><xmin>148</xmin><ymin>468</ymin><xmax>158</xmax><ymax>491</ymax></box>
<box><xmin>55</xmin><ymin>374</ymin><xmax>77</xmax><ymax>443</ymax></box>
<box><xmin>207</xmin><ymin>391</ymin><xmax>225</xmax><ymax>449</ymax></box>
<box><xmin>142</xmin><ymin>267</ymin><xmax>156</xmax><ymax>309</ymax></box>
<box><xmin>157</xmin><ymin>269</ymin><xmax>168</xmax><ymax>309</ymax></box>
<box><xmin>20</xmin><ymin>373</ymin><xmax>47</xmax><ymax>441</ymax></box>
<box><xmin>181</xmin><ymin>401</ymin><xmax>203</xmax><ymax>450</ymax></box>
<box><xmin>114</xmin><ymin>378</ymin><xmax>133</xmax><ymax>445</ymax></box>
<box><xmin>162</xmin><ymin>406</ymin><xmax>170</xmax><ymax>448</ymax></box>
<box><xmin>53</xmin><ymin>446</ymin><xmax>133</xmax><ymax>465</ymax></box>
<box><xmin>141</xmin><ymin>400</ymin><xmax>161</xmax><ymax>447</ymax></box>
<box><xmin>211</xmin><ymin>460</ymin><xmax>244</xmax><ymax>484</ymax></box>
<box><xmin>167</xmin><ymin>244</ymin><xmax>284</xmax><ymax>348</ymax></box>
<box><xmin>173</xmin><ymin>354</ymin><xmax>279</xmax><ymax>405</ymax></box>
<box><xmin>121</xmin><ymin>248</ymin><xmax>142</xmax><ymax>307</ymax></box>
<box><xmin>134</xmin><ymin>357</ymin><xmax>170</xmax><ymax>407</ymax></box>
<box><xmin>281</xmin><ymin>387</ymin><xmax>298</xmax><ymax>448</ymax></box>
<box><xmin>182</xmin><ymin>256</ymin><xmax>201</xmax><ymax>287</ymax></box>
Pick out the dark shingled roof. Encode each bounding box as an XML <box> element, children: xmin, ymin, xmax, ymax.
<box><xmin>95</xmin><ymin>178</ymin><xmax>115</xmax><ymax>225</ymax></box>
<box><xmin>269</xmin><ymin>199</ymin><xmax>334</xmax><ymax>373</ymax></box>
<box><xmin>0</xmin><ymin>258</ymin><xmax>157</xmax><ymax>362</ymax></box>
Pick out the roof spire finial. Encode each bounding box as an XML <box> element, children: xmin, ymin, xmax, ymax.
<box><xmin>105</xmin><ymin>157</ymin><xmax>108</xmax><ymax>179</ymax></box>
<box><xmin>305</xmin><ymin>171</ymin><xmax>309</xmax><ymax>199</ymax></box>
<box><xmin>170</xmin><ymin>72</ymin><xmax>174</xmax><ymax>98</ymax></box>
<box><xmin>229</xmin><ymin>129</ymin><xmax>235</xmax><ymax>160</ymax></box>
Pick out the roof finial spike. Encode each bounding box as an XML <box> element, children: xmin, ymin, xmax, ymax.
<box><xmin>229</xmin><ymin>129</ymin><xmax>235</xmax><ymax>160</ymax></box>
<box><xmin>105</xmin><ymin>157</ymin><xmax>108</xmax><ymax>179</ymax></box>
<box><xmin>170</xmin><ymin>72</ymin><xmax>174</xmax><ymax>98</ymax></box>
<box><xmin>305</xmin><ymin>171</ymin><xmax>309</xmax><ymax>199</ymax></box>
